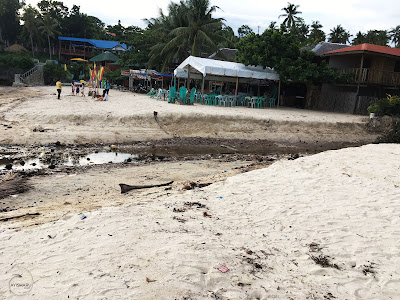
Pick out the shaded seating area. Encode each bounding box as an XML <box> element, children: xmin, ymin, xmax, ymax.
<box><xmin>172</xmin><ymin>56</ymin><xmax>280</xmax><ymax>108</ymax></box>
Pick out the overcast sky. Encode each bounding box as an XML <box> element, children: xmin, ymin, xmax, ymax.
<box><xmin>26</xmin><ymin>0</ymin><xmax>400</xmax><ymax>39</ymax></box>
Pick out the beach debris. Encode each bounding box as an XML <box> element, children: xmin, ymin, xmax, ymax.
<box><xmin>308</xmin><ymin>242</ymin><xmax>322</xmax><ymax>252</ymax></box>
<box><xmin>119</xmin><ymin>181</ymin><xmax>174</xmax><ymax>194</ymax></box>
<box><xmin>110</xmin><ymin>144</ymin><xmax>117</xmax><ymax>149</ymax></box>
<box><xmin>0</xmin><ymin>212</ymin><xmax>40</xmax><ymax>222</ymax></box>
<box><xmin>214</xmin><ymin>264</ymin><xmax>229</xmax><ymax>273</ymax></box>
<box><xmin>173</xmin><ymin>207</ymin><xmax>186</xmax><ymax>213</ymax></box>
<box><xmin>309</xmin><ymin>254</ymin><xmax>339</xmax><ymax>269</ymax></box>
<box><xmin>288</xmin><ymin>153</ymin><xmax>300</xmax><ymax>160</ymax></box>
<box><xmin>5</xmin><ymin>164</ymin><xmax>12</xmax><ymax>170</ymax></box>
<box><xmin>146</xmin><ymin>277</ymin><xmax>156</xmax><ymax>283</ymax></box>
<box><xmin>361</xmin><ymin>262</ymin><xmax>376</xmax><ymax>277</ymax></box>
<box><xmin>78</xmin><ymin>213</ymin><xmax>87</xmax><ymax>220</ymax></box>
<box><xmin>216</xmin><ymin>196</ymin><xmax>223</xmax><ymax>199</ymax></box>
<box><xmin>181</xmin><ymin>182</ymin><xmax>212</xmax><ymax>190</ymax></box>
<box><xmin>172</xmin><ymin>216</ymin><xmax>187</xmax><ymax>223</ymax></box>
<box><xmin>153</xmin><ymin>111</ymin><xmax>169</xmax><ymax>135</ymax></box>
<box><xmin>184</xmin><ymin>202</ymin><xmax>206</xmax><ymax>209</ymax></box>
<box><xmin>203</xmin><ymin>211</ymin><xmax>211</xmax><ymax>217</ymax></box>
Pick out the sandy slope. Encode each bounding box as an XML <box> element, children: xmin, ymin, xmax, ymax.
<box><xmin>0</xmin><ymin>86</ymin><xmax>376</xmax><ymax>145</ymax></box>
<box><xmin>1</xmin><ymin>144</ymin><xmax>399</xmax><ymax>299</ymax></box>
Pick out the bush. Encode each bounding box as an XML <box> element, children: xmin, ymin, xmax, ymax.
<box><xmin>0</xmin><ymin>51</ymin><xmax>34</xmax><ymax>70</ymax></box>
<box><xmin>378</xmin><ymin>121</ymin><xmax>400</xmax><ymax>143</ymax></box>
<box><xmin>367</xmin><ymin>94</ymin><xmax>400</xmax><ymax>116</ymax></box>
<box><xmin>43</xmin><ymin>62</ymin><xmax>69</xmax><ymax>85</ymax></box>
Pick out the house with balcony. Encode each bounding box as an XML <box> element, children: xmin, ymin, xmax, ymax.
<box><xmin>317</xmin><ymin>43</ymin><xmax>400</xmax><ymax>114</ymax></box>
<box><xmin>58</xmin><ymin>37</ymin><xmax>128</xmax><ymax>60</ymax></box>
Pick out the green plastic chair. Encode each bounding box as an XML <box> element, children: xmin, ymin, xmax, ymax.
<box><xmin>147</xmin><ymin>88</ymin><xmax>156</xmax><ymax>97</ymax></box>
<box><xmin>168</xmin><ymin>86</ymin><xmax>176</xmax><ymax>103</ymax></box>
<box><xmin>189</xmin><ymin>88</ymin><xmax>196</xmax><ymax>104</ymax></box>
<box><xmin>267</xmin><ymin>87</ymin><xmax>278</xmax><ymax>107</ymax></box>
<box><xmin>179</xmin><ymin>86</ymin><xmax>188</xmax><ymax>104</ymax></box>
<box><xmin>255</xmin><ymin>97</ymin><xmax>265</xmax><ymax>108</ymax></box>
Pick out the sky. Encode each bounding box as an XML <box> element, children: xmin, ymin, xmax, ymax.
<box><xmin>25</xmin><ymin>0</ymin><xmax>400</xmax><ymax>39</ymax></box>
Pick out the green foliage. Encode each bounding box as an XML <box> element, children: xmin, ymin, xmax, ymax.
<box><xmin>378</xmin><ymin>121</ymin><xmax>400</xmax><ymax>143</ymax></box>
<box><xmin>236</xmin><ymin>29</ymin><xmax>341</xmax><ymax>85</ymax></box>
<box><xmin>0</xmin><ymin>51</ymin><xmax>34</xmax><ymax>70</ymax></box>
<box><xmin>328</xmin><ymin>25</ymin><xmax>351</xmax><ymax>44</ymax></box>
<box><xmin>0</xmin><ymin>0</ymin><xmax>23</xmax><ymax>43</ymax></box>
<box><xmin>367</xmin><ymin>95</ymin><xmax>400</xmax><ymax>116</ymax></box>
<box><xmin>43</xmin><ymin>61</ymin><xmax>68</xmax><ymax>84</ymax></box>
<box><xmin>68</xmin><ymin>63</ymin><xmax>89</xmax><ymax>81</ymax></box>
<box><xmin>238</xmin><ymin>25</ymin><xmax>253</xmax><ymax>39</ymax></box>
<box><xmin>103</xmin><ymin>68</ymin><xmax>124</xmax><ymax>85</ymax></box>
<box><xmin>352</xmin><ymin>30</ymin><xmax>390</xmax><ymax>46</ymax></box>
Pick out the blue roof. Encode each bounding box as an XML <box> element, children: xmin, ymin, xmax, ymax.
<box><xmin>154</xmin><ymin>72</ymin><xmax>173</xmax><ymax>77</ymax></box>
<box><xmin>58</xmin><ymin>36</ymin><xmax>128</xmax><ymax>50</ymax></box>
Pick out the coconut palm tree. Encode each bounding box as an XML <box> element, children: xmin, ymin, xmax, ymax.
<box><xmin>279</xmin><ymin>2</ymin><xmax>302</xmax><ymax>30</ymax></box>
<box><xmin>328</xmin><ymin>25</ymin><xmax>351</xmax><ymax>44</ymax></box>
<box><xmin>146</xmin><ymin>0</ymin><xmax>224</xmax><ymax>70</ymax></box>
<box><xmin>39</xmin><ymin>15</ymin><xmax>59</xmax><ymax>60</ymax></box>
<box><xmin>22</xmin><ymin>6</ymin><xmax>40</xmax><ymax>57</ymax></box>
<box><xmin>308</xmin><ymin>21</ymin><xmax>326</xmax><ymax>44</ymax></box>
<box><xmin>389</xmin><ymin>25</ymin><xmax>400</xmax><ymax>48</ymax></box>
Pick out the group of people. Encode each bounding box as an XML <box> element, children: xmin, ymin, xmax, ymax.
<box><xmin>71</xmin><ymin>82</ymin><xmax>85</xmax><ymax>97</ymax></box>
<box><xmin>55</xmin><ymin>79</ymin><xmax>111</xmax><ymax>101</ymax></box>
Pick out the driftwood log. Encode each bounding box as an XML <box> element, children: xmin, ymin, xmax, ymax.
<box><xmin>0</xmin><ymin>212</ymin><xmax>40</xmax><ymax>222</ymax></box>
<box><xmin>119</xmin><ymin>181</ymin><xmax>174</xmax><ymax>194</ymax></box>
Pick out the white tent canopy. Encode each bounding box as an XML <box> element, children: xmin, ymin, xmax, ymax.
<box><xmin>174</xmin><ymin>56</ymin><xmax>279</xmax><ymax>81</ymax></box>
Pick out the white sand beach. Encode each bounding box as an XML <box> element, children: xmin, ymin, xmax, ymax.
<box><xmin>1</xmin><ymin>143</ymin><xmax>399</xmax><ymax>299</ymax></box>
<box><xmin>0</xmin><ymin>86</ymin><xmax>377</xmax><ymax>145</ymax></box>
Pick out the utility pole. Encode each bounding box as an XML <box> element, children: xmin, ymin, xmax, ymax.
<box><xmin>257</xmin><ymin>26</ymin><xmax>260</xmax><ymax>34</ymax></box>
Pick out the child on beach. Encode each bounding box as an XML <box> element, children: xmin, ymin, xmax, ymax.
<box><xmin>71</xmin><ymin>83</ymin><xmax>75</xmax><ymax>95</ymax></box>
<box><xmin>81</xmin><ymin>84</ymin><xmax>85</xmax><ymax>97</ymax></box>
<box><xmin>76</xmin><ymin>84</ymin><xmax>80</xmax><ymax>95</ymax></box>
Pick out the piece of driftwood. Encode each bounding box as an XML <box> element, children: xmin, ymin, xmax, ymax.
<box><xmin>119</xmin><ymin>181</ymin><xmax>174</xmax><ymax>194</ymax></box>
<box><xmin>0</xmin><ymin>212</ymin><xmax>40</xmax><ymax>222</ymax></box>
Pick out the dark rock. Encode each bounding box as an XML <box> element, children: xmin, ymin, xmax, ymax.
<box><xmin>5</xmin><ymin>164</ymin><xmax>12</xmax><ymax>170</ymax></box>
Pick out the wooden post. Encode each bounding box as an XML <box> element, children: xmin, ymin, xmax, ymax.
<box><xmin>234</xmin><ymin>76</ymin><xmax>239</xmax><ymax>106</ymax></box>
<box><xmin>277</xmin><ymin>80</ymin><xmax>281</xmax><ymax>108</ymax></box>
<box><xmin>257</xmin><ymin>79</ymin><xmax>261</xmax><ymax>96</ymax></box>
<box><xmin>358</xmin><ymin>54</ymin><xmax>364</xmax><ymax>83</ymax></box>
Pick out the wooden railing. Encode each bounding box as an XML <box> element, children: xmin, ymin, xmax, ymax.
<box><xmin>60</xmin><ymin>48</ymin><xmax>92</xmax><ymax>57</ymax></box>
<box><xmin>343</xmin><ymin>68</ymin><xmax>400</xmax><ymax>86</ymax></box>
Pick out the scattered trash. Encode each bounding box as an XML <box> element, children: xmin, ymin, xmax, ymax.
<box><xmin>110</xmin><ymin>144</ymin><xmax>117</xmax><ymax>149</ymax></box>
<box><xmin>214</xmin><ymin>264</ymin><xmax>229</xmax><ymax>273</ymax></box>
<box><xmin>78</xmin><ymin>213</ymin><xmax>87</xmax><ymax>220</ymax></box>
<box><xmin>216</xmin><ymin>196</ymin><xmax>223</xmax><ymax>199</ymax></box>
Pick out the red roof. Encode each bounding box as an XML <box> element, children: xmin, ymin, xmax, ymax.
<box><xmin>323</xmin><ymin>43</ymin><xmax>400</xmax><ymax>57</ymax></box>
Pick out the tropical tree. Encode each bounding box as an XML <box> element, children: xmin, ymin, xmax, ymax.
<box><xmin>21</xmin><ymin>5</ymin><xmax>41</xmax><ymax>57</ymax></box>
<box><xmin>238</xmin><ymin>25</ymin><xmax>253</xmax><ymax>39</ymax></box>
<box><xmin>146</xmin><ymin>0</ymin><xmax>224</xmax><ymax>70</ymax></box>
<box><xmin>0</xmin><ymin>0</ymin><xmax>23</xmax><ymax>45</ymax></box>
<box><xmin>39</xmin><ymin>14</ymin><xmax>59</xmax><ymax>60</ymax></box>
<box><xmin>308</xmin><ymin>21</ymin><xmax>326</xmax><ymax>44</ymax></box>
<box><xmin>219</xmin><ymin>25</ymin><xmax>238</xmax><ymax>48</ymax></box>
<box><xmin>389</xmin><ymin>25</ymin><xmax>400</xmax><ymax>48</ymax></box>
<box><xmin>364</xmin><ymin>30</ymin><xmax>390</xmax><ymax>46</ymax></box>
<box><xmin>279</xmin><ymin>2</ymin><xmax>302</xmax><ymax>31</ymax></box>
<box><xmin>328</xmin><ymin>25</ymin><xmax>351</xmax><ymax>44</ymax></box>
<box><xmin>352</xmin><ymin>31</ymin><xmax>366</xmax><ymax>45</ymax></box>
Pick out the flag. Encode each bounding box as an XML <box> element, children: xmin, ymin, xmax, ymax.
<box><xmin>64</xmin><ymin>64</ymin><xmax>67</xmax><ymax>71</ymax></box>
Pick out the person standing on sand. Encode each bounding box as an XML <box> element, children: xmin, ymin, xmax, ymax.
<box><xmin>56</xmin><ymin>80</ymin><xmax>62</xmax><ymax>99</ymax></box>
<box><xmin>103</xmin><ymin>79</ymin><xmax>110</xmax><ymax>101</ymax></box>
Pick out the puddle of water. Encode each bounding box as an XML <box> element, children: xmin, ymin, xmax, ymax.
<box><xmin>0</xmin><ymin>152</ymin><xmax>138</xmax><ymax>171</ymax></box>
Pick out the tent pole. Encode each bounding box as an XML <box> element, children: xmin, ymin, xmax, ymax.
<box><xmin>201</xmin><ymin>74</ymin><xmax>205</xmax><ymax>96</ymax></box>
<box><xmin>234</xmin><ymin>76</ymin><xmax>239</xmax><ymax>106</ymax></box>
<box><xmin>187</xmin><ymin>66</ymin><xmax>191</xmax><ymax>90</ymax></box>
<box><xmin>277</xmin><ymin>80</ymin><xmax>281</xmax><ymax>108</ymax></box>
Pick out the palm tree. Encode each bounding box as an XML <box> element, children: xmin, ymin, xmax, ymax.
<box><xmin>22</xmin><ymin>6</ymin><xmax>39</xmax><ymax>57</ymax></box>
<box><xmin>308</xmin><ymin>21</ymin><xmax>326</xmax><ymax>44</ymax></box>
<box><xmin>389</xmin><ymin>25</ymin><xmax>400</xmax><ymax>48</ymax></box>
<box><xmin>39</xmin><ymin>15</ymin><xmax>59</xmax><ymax>60</ymax></box>
<box><xmin>279</xmin><ymin>2</ymin><xmax>302</xmax><ymax>30</ymax></box>
<box><xmin>146</xmin><ymin>0</ymin><xmax>224</xmax><ymax>70</ymax></box>
<box><xmin>328</xmin><ymin>25</ymin><xmax>351</xmax><ymax>44</ymax></box>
